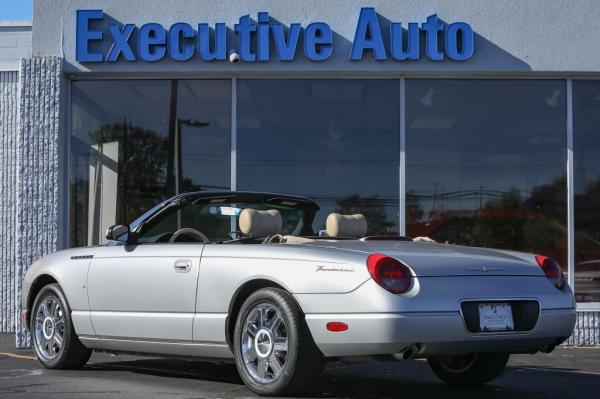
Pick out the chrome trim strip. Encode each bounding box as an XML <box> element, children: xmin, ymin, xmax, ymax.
<box><xmin>89</xmin><ymin>310</ymin><xmax>196</xmax><ymax>316</ymax></box>
<box><xmin>78</xmin><ymin>335</ymin><xmax>227</xmax><ymax>346</ymax></box>
<box><xmin>78</xmin><ymin>335</ymin><xmax>234</xmax><ymax>358</ymax></box>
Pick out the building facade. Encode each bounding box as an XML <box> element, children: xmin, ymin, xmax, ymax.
<box><xmin>1</xmin><ymin>0</ymin><xmax>600</xmax><ymax>346</ymax></box>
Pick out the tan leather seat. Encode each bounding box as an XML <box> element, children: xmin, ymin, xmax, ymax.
<box><xmin>326</xmin><ymin>213</ymin><xmax>367</xmax><ymax>237</ymax></box>
<box><xmin>239</xmin><ymin>209</ymin><xmax>282</xmax><ymax>237</ymax></box>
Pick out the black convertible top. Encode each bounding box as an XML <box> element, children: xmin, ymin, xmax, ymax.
<box><xmin>175</xmin><ymin>191</ymin><xmax>319</xmax><ymax>208</ymax></box>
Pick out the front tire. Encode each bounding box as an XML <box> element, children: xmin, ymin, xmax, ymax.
<box><xmin>30</xmin><ymin>283</ymin><xmax>92</xmax><ymax>369</ymax></box>
<box><xmin>233</xmin><ymin>288</ymin><xmax>323</xmax><ymax>396</ymax></box>
<box><xmin>427</xmin><ymin>353</ymin><xmax>509</xmax><ymax>385</ymax></box>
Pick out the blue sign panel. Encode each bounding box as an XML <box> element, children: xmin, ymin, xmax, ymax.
<box><xmin>76</xmin><ymin>8</ymin><xmax>474</xmax><ymax>63</ymax></box>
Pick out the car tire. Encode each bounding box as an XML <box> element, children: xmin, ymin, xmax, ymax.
<box><xmin>427</xmin><ymin>353</ymin><xmax>509</xmax><ymax>385</ymax></box>
<box><xmin>233</xmin><ymin>287</ymin><xmax>323</xmax><ymax>396</ymax></box>
<box><xmin>30</xmin><ymin>283</ymin><xmax>92</xmax><ymax>369</ymax></box>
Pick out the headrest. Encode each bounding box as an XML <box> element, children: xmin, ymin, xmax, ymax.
<box><xmin>326</xmin><ymin>213</ymin><xmax>367</xmax><ymax>237</ymax></box>
<box><xmin>413</xmin><ymin>236</ymin><xmax>436</xmax><ymax>243</ymax></box>
<box><xmin>239</xmin><ymin>209</ymin><xmax>283</xmax><ymax>237</ymax></box>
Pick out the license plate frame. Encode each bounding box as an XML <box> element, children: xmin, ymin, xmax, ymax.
<box><xmin>478</xmin><ymin>303</ymin><xmax>514</xmax><ymax>332</ymax></box>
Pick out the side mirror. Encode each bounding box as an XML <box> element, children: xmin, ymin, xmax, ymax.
<box><xmin>105</xmin><ymin>224</ymin><xmax>130</xmax><ymax>242</ymax></box>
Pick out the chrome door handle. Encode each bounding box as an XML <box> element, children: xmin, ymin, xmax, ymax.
<box><xmin>174</xmin><ymin>259</ymin><xmax>192</xmax><ymax>273</ymax></box>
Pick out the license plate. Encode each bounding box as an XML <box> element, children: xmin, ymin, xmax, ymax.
<box><xmin>478</xmin><ymin>303</ymin><xmax>514</xmax><ymax>332</ymax></box>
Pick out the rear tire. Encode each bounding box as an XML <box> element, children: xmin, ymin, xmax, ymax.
<box><xmin>30</xmin><ymin>284</ymin><xmax>92</xmax><ymax>369</ymax></box>
<box><xmin>427</xmin><ymin>353</ymin><xmax>509</xmax><ymax>385</ymax></box>
<box><xmin>233</xmin><ymin>288</ymin><xmax>323</xmax><ymax>396</ymax></box>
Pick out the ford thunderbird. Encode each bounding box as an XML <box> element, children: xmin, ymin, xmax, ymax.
<box><xmin>21</xmin><ymin>191</ymin><xmax>576</xmax><ymax>395</ymax></box>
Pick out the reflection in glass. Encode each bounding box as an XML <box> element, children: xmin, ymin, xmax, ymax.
<box><xmin>70</xmin><ymin>80</ymin><xmax>231</xmax><ymax>247</ymax></box>
<box><xmin>406</xmin><ymin>80</ymin><xmax>567</xmax><ymax>270</ymax></box>
<box><xmin>237</xmin><ymin>79</ymin><xmax>400</xmax><ymax>234</ymax></box>
<box><xmin>176</xmin><ymin>80</ymin><xmax>231</xmax><ymax>193</ymax></box>
<box><xmin>573</xmin><ymin>80</ymin><xmax>600</xmax><ymax>302</ymax></box>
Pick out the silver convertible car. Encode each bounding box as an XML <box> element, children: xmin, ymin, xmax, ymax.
<box><xmin>21</xmin><ymin>192</ymin><xmax>576</xmax><ymax>395</ymax></box>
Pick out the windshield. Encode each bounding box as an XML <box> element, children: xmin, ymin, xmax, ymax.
<box><xmin>136</xmin><ymin>199</ymin><xmax>311</xmax><ymax>244</ymax></box>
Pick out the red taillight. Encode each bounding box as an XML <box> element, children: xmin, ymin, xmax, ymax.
<box><xmin>367</xmin><ymin>253</ymin><xmax>412</xmax><ymax>294</ymax></box>
<box><xmin>535</xmin><ymin>255</ymin><xmax>565</xmax><ymax>289</ymax></box>
<box><xmin>326</xmin><ymin>322</ymin><xmax>348</xmax><ymax>332</ymax></box>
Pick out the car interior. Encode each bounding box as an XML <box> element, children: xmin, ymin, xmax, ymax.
<box><xmin>133</xmin><ymin>197</ymin><xmax>370</xmax><ymax>245</ymax></box>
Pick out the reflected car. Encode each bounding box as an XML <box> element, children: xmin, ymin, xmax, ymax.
<box><xmin>22</xmin><ymin>192</ymin><xmax>576</xmax><ymax>396</ymax></box>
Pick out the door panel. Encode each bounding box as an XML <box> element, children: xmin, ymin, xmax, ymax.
<box><xmin>88</xmin><ymin>244</ymin><xmax>204</xmax><ymax>341</ymax></box>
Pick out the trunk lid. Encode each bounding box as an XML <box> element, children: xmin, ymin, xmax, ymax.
<box><xmin>303</xmin><ymin>240</ymin><xmax>544</xmax><ymax>277</ymax></box>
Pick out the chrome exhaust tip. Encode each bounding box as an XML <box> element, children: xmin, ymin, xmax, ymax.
<box><xmin>394</xmin><ymin>344</ymin><xmax>423</xmax><ymax>361</ymax></box>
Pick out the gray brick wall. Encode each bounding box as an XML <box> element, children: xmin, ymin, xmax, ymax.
<box><xmin>566</xmin><ymin>311</ymin><xmax>600</xmax><ymax>346</ymax></box>
<box><xmin>0</xmin><ymin>71</ymin><xmax>18</xmax><ymax>333</ymax></box>
<box><xmin>0</xmin><ymin>21</ymin><xmax>32</xmax><ymax>71</ymax></box>
<box><xmin>15</xmin><ymin>57</ymin><xmax>64</xmax><ymax>348</ymax></box>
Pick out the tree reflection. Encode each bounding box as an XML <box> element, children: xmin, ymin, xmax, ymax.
<box><xmin>89</xmin><ymin>122</ymin><xmax>196</xmax><ymax>226</ymax></box>
<box><xmin>90</xmin><ymin>122</ymin><xmax>170</xmax><ymax>224</ymax></box>
<box><xmin>576</xmin><ymin>178</ymin><xmax>600</xmax><ymax>243</ymax></box>
<box><xmin>574</xmin><ymin>177</ymin><xmax>600</xmax><ymax>301</ymax></box>
<box><xmin>406</xmin><ymin>191</ymin><xmax>424</xmax><ymax>226</ymax></box>
<box><xmin>335</xmin><ymin>194</ymin><xmax>396</xmax><ymax>235</ymax></box>
<box><xmin>407</xmin><ymin>176</ymin><xmax>569</xmax><ymax>267</ymax></box>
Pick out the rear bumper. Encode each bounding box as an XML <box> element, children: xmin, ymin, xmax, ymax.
<box><xmin>305</xmin><ymin>307</ymin><xmax>576</xmax><ymax>357</ymax></box>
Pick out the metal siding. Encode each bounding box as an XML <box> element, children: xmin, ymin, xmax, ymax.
<box><xmin>0</xmin><ymin>70</ymin><xmax>18</xmax><ymax>333</ymax></box>
<box><xmin>14</xmin><ymin>57</ymin><xmax>63</xmax><ymax>348</ymax></box>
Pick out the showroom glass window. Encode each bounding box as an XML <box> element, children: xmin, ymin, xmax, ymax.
<box><xmin>70</xmin><ymin>80</ymin><xmax>231</xmax><ymax>247</ymax></box>
<box><xmin>406</xmin><ymin>80</ymin><xmax>567</xmax><ymax>269</ymax></box>
<box><xmin>573</xmin><ymin>80</ymin><xmax>600</xmax><ymax>302</ymax></box>
<box><xmin>237</xmin><ymin>79</ymin><xmax>400</xmax><ymax>234</ymax></box>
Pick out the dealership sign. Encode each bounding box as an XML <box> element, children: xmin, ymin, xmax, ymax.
<box><xmin>76</xmin><ymin>8</ymin><xmax>474</xmax><ymax>63</ymax></box>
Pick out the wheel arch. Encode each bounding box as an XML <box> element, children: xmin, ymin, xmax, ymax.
<box><xmin>225</xmin><ymin>278</ymin><xmax>289</xmax><ymax>350</ymax></box>
<box><xmin>27</xmin><ymin>274</ymin><xmax>59</xmax><ymax>325</ymax></box>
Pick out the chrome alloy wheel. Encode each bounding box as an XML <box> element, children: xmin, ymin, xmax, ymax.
<box><xmin>33</xmin><ymin>295</ymin><xmax>65</xmax><ymax>361</ymax></box>
<box><xmin>241</xmin><ymin>303</ymin><xmax>289</xmax><ymax>384</ymax></box>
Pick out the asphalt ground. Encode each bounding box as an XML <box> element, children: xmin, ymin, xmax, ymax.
<box><xmin>1</xmin><ymin>334</ymin><xmax>599</xmax><ymax>398</ymax></box>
